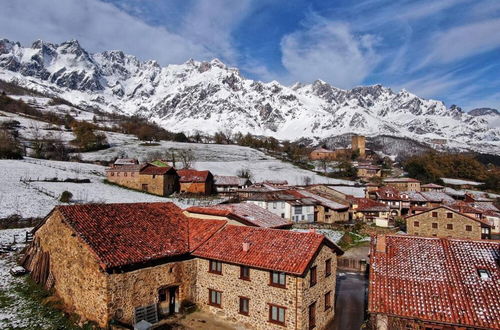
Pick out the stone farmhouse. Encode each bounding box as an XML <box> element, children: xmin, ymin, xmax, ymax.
<box><xmin>383</xmin><ymin>177</ymin><xmax>421</xmax><ymax>192</ymax></box>
<box><xmin>105</xmin><ymin>163</ymin><xmax>179</xmax><ymax>196</ymax></box>
<box><xmin>184</xmin><ymin>203</ymin><xmax>292</xmax><ymax>229</ymax></box>
<box><xmin>177</xmin><ymin>169</ymin><xmax>214</xmax><ymax>195</ymax></box>
<box><xmin>297</xmin><ymin>190</ymin><xmax>350</xmax><ymax>223</ymax></box>
<box><xmin>405</xmin><ymin>205</ymin><xmax>492</xmax><ymax>240</ymax></box>
<box><xmin>356</xmin><ymin>164</ymin><xmax>381</xmax><ymax>179</ymax></box>
<box><xmin>22</xmin><ymin>202</ymin><xmax>343</xmax><ymax>329</ymax></box>
<box><xmin>349</xmin><ymin>197</ymin><xmax>390</xmax><ymax>223</ymax></box>
<box><xmin>420</xmin><ymin>183</ymin><xmax>445</xmax><ymax>192</ymax></box>
<box><xmin>369</xmin><ymin>235</ymin><xmax>500</xmax><ymax>330</ymax></box>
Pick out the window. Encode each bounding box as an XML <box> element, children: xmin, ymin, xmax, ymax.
<box><xmin>446</xmin><ymin>224</ymin><xmax>453</xmax><ymax>230</ymax></box>
<box><xmin>294</xmin><ymin>206</ymin><xmax>303</xmax><ymax>215</ymax></box>
<box><xmin>209</xmin><ymin>260</ymin><xmax>222</xmax><ymax>274</ymax></box>
<box><xmin>414</xmin><ymin>221</ymin><xmax>420</xmax><ymax>227</ymax></box>
<box><xmin>324</xmin><ymin>291</ymin><xmax>332</xmax><ymax>310</ymax></box>
<box><xmin>309</xmin><ymin>302</ymin><xmax>316</xmax><ymax>329</ymax></box>
<box><xmin>269</xmin><ymin>304</ymin><xmax>286</xmax><ymax>325</ymax></box>
<box><xmin>110</xmin><ymin>172</ymin><xmax>115</xmax><ymax>176</ymax></box>
<box><xmin>270</xmin><ymin>271</ymin><xmax>286</xmax><ymax>288</ymax></box>
<box><xmin>124</xmin><ymin>172</ymin><xmax>127</xmax><ymax>177</ymax></box>
<box><xmin>273</xmin><ymin>202</ymin><xmax>277</xmax><ymax>209</ymax></box>
<box><xmin>466</xmin><ymin>225</ymin><xmax>472</xmax><ymax>232</ymax></box>
<box><xmin>240</xmin><ymin>266</ymin><xmax>250</xmax><ymax>281</ymax></box>
<box><xmin>447</xmin><ymin>213</ymin><xmax>453</xmax><ymax>219</ymax></box>
<box><xmin>432</xmin><ymin>223</ymin><xmax>438</xmax><ymax>229</ymax></box>
<box><xmin>432</xmin><ymin>212</ymin><xmax>438</xmax><ymax>217</ymax></box>
<box><xmin>310</xmin><ymin>266</ymin><xmax>317</xmax><ymax>287</ymax></box>
<box><xmin>208</xmin><ymin>289</ymin><xmax>222</xmax><ymax>307</ymax></box>
<box><xmin>239</xmin><ymin>297</ymin><xmax>249</xmax><ymax>315</ymax></box>
<box><xmin>478</xmin><ymin>269</ymin><xmax>491</xmax><ymax>280</ymax></box>
<box><xmin>325</xmin><ymin>259</ymin><xmax>332</xmax><ymax>277</ymax></box>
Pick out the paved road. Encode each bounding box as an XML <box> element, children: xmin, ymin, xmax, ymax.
<box><xmin>329</xmin><ymin>272</ymin><xmax>368</xmax><ymax>330</ymax></box>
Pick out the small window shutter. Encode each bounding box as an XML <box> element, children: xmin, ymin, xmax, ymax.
<box><xmin>134</xmin><ymin>304</ymin><xmax>158</xmax><ymax>324</ymax></box>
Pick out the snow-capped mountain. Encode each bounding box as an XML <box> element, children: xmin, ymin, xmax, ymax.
<box><xmin>0</xmin><ymin>38</ymin><xmax>499</xmax><ymax>154</ymax></box>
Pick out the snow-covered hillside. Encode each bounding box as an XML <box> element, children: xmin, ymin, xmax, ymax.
<box><xmin>1</xmin><ymin>38</ymin><xmax>499</xmax><ymax>154</ymax></box>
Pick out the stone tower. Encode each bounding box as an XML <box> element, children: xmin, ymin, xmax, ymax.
<box><xmin>352</xmin><ymin>135</ymin><xmax>366</xmax><ymax>157</ymax></box>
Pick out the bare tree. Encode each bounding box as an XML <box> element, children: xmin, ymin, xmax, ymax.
<box><xmin>178</xmin><ymin>149</ymin><xmax>195</xmax><ymax>169</ymax></box>
<box><xmin>302</xmin><ymin>176</ymin><xmax>312</xmax><ymax>186</ymax></box>
<box><xmin>237</xmin><ymin>167</ymin><xmax>253</xmax><ymax>180</ymax></box>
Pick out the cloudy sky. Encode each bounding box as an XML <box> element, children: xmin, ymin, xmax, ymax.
<box><xmin>1</xmin><ymin>0</ymin><xmax>500</xmax><ymax>110</ymax></box>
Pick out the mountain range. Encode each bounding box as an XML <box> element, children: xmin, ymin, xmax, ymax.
<box><xmin>0</xmin><ymin>38</ymin><xmax>499</xmax><ymax>154</ymax></box>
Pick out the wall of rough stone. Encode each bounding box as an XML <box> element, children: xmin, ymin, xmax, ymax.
<box><xmin>407</xmin><ymin>208</ymin><xmax>483</xmax><ymax>239</ymax></box>
<box><xmin>106</xmin><ymin>171</ymin><xmax>141</xmax><ymax>190</ymax></box>
<box><xmin>300</xmin><ymin>245</ymin><xmax>338</xmax><ymax>330</ymax></box>
<box><xmin>33</xmin><ymin>210</ymin><xmax>110</xmax><ymax>327</ymax></box>
<box><xmin>107</xmin><ymin>259</ymin><xmax>197</xmax><ymax>325</ymax></box>
<box><xmin>195</xmin><ymin>258</ymin><xmax>300</xmax><ymax>330</ymax></box>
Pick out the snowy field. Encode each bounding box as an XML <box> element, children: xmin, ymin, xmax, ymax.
<box><xmin>79</xmin><ymin>134</ymin><xmax>355</xmax><ymax>185</ymax></box>
<box><xmin>0</xmin><ymin>158</ymin><xmax>224</xmax><ymax>219</ymax></box>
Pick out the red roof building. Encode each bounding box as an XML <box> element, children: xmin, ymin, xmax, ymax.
<box><xmin>177</xmin><ymin>169</ymin><xmax>214</xmax><ymax>194</ymax></box>
<box><xmin>369</xmin><ymin>235</ymin><xmax>500</xmax><ymax>329</ymax></box>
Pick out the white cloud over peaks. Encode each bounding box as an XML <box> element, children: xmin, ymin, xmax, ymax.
<box><xmin>280</xmin><ymin>18</ymin><xmax>380</xmax><ymax>88</ymax></box>
<box><xmin>419</xmin><ymin>18</ymin><xmax>500</xmax><ymax>67</ymax></box>
<box><xmin>0</xmin><ymin>0</ymin><xmax>213</xmax><ymax>65</ymax></box>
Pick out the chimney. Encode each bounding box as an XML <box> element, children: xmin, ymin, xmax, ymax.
<box><xmin>242</xmin><ymin>242</ymin><xmax>251</xmax><ymax>252</ymax></box>
<box><xmin>376</xmin><ymin>235</ymin><xmax>386</xmax><ymax>253</ymax></box>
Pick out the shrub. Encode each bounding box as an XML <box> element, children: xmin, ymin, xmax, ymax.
<box><xmin>0</xmin><ymin>129</ymin><xmax>23</xmax><ymax>159</ymax></box>
<box><xmin>59</xmin><ymin>191</ymin><xmax>73</xmax><ymax>203</ymax></box>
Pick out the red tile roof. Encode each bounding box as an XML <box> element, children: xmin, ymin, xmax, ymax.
<box><xmin>192</xmin><ymin>225</ymin><xmax>343</xmax><ymax>275</ymax></box>
<box><xmin>355</xmin><ymin>198</ymin><xmax>389</xmax><ymax>212</ymax></box>
<box><xmin>177</xmin><ymin>169</ymin><xmax>212</xmax><ymax>183</ymax></box>
<box><xmin>369</xmin><ymin>235</ymin><xmax>500</xmax><ymax>328</ymax></box>
<box><xmin>186</xmin><ymin>203</ymin><xmax>292</xmax><ymax>228</ymax></box>
<box><xmin>54</xmin><ymin>202</ymin><xmax>225</xmax><ymax>270</ymax></box>
<box><xmin>140</xmin><ymin>164</ymin><xmax>177</xmax><ymax>175</ymax></box>
<box><xmin>377</xmin><ymin>186</ymin><xmax>405</xmax><ymax>201</ymax></box>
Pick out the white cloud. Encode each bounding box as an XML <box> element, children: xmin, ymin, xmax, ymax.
<box><xmin>179</xmin><ymin>0</ymin><xmax>252</xmax><ymax>64</ymax></box>
<box><xmin>418</xmin><ymin>18</ymin><xmax>500</xmax><ymax>68</ymax></box>
<box><xmin>0</xmin><ymin>0</ymin><xmax>215</xmax><ymax>65</ymax></box>
<box><xmin>280</xmin><ymin>16</ymin><xmax>380</xmax><ymax>88</ymax></box>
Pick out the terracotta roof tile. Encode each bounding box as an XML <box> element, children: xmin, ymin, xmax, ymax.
<box><xmin>192</xmin><ymin>225</ymin><xmax>343</xmax><ymax>275</ymax></box>
<box><xmin>140</xmin><ymin>164</ymin><xmax>177</xmax><ymax>175</ymax></box>
<box><xmin>369</xmin><ymin>235</ymin><xmax>500</xmax><ymax>328</ymax></box>
<box><xmin>177</xmin><ymin>169</ymin><xmax>212</xmax><ymax>183</ymax></box>
<box><xmin>55</xmin><ymin>202</ymin><xmax>224</xmax><ymax>270</ymax></box>
<box><xmin>355</xmin><ymin>198</ymin><xmax>389</xmax><ymax>212</ymax></box>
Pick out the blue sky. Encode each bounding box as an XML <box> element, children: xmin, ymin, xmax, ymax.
<box><xmin>1</xmin><ymin>0</ymin><xmax>500</xmax><ymax>110</ymax></box>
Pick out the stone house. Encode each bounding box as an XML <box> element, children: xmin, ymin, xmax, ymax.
<box><xmin>375</xmin><ymin>186</ymin><xmax>410</xmax><ymax>216</ymax></box>
<box><xmin>356</xmin><ymin>164</ymin><xmax>381</xmax><ymax>179</ymax></box>
<box><xmin>368</xmin><ymin>235</ymin><xmax>500</xmax><ymax>330</ymax></box>
<box><xmin>297</xmin><ymin>190</ymin><xmax>350</xmax><ymax>223</ymax></box>
<box><xmin>22</xmin><ymin>202</ymin><xmax>343</xmax><ymax>329</ymax></box>
<box><xmin>383</xmin><ymin>178</ymin><xmax>421</xmax><ymax>192</ymax></box>
<box><xmin>177</xmin><ymin>169</ymin><xmax>214</xmax><ymax>195</ymax></box>
<box><xmin>349</xmin><ymin>197</ymin><xmax>390</xmax><ymax>222</ymax></box>
<box><xmin>105</xmin><ymin>163</ymin><xmax>179</xmax><ymax>196</ymax></box>
<box><xmin>184</xmin><ymin>203</ymin><xmax>292</xmax><ymax>229</ymax></box>
<box><xmin>309</xmin><ymin>148</ymin><xmax>339</xmax><ymax>161</ymax></box>
<box><xmin>405</xmin><ymin>205</ymin><xmax>492</xmax><ymax>240</ymax></box>
<box><xmin>420</xmin><ymin>183</ymin><xmax>445</xmax><ymax>192</ymax></box>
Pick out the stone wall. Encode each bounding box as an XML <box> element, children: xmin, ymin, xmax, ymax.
<box><xmin>300</xmin><ymin>245</ymin><xmax>337</xmax><ymax>330</ymax></box>
<box><xmin>180</xmin><ymin>182</ymin><xmax>210</xmax><ymax>194</ymax></box>
<box><xmin>195</xmin><ymin>244</ymin><xmax>338</xmax><ymax>330</ymax></box>
<box><xmin>107</xmin><ymin>258</ymin><xmax>197</xmax><ymax>324</ymax></box>
<box><xmin>317</xmin><ymin>206</ymin><xmax>349</xmax><ymax>223</ymax></box>
<box><xmin>406</xmin><ymin>208</ymin><xmax>483</xmax><ymax>239</ymax></box>
<box><xmin>33</xmin><ymin>210</ymin><xmax>110</xmax><ymax>327</ymax></box>
<box><xmin>106</xmin><ymin>170</ymin><xmax>141</xmax><ymax>190</ymax></box>
<box><xmin>195</xmin><ymin>258</ymin><xmax>300</xmax><ymax>330</ymax></box>
<box><xmin>386</xmin><ymin>182</ymin><xmax>421</xmax><ymax>192</ymax></box>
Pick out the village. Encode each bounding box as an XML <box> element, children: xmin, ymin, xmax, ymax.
<box><xmin>1</xmin><ymin>132</ymin><xmax>499</xmax><ymax>330</ymax></box>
